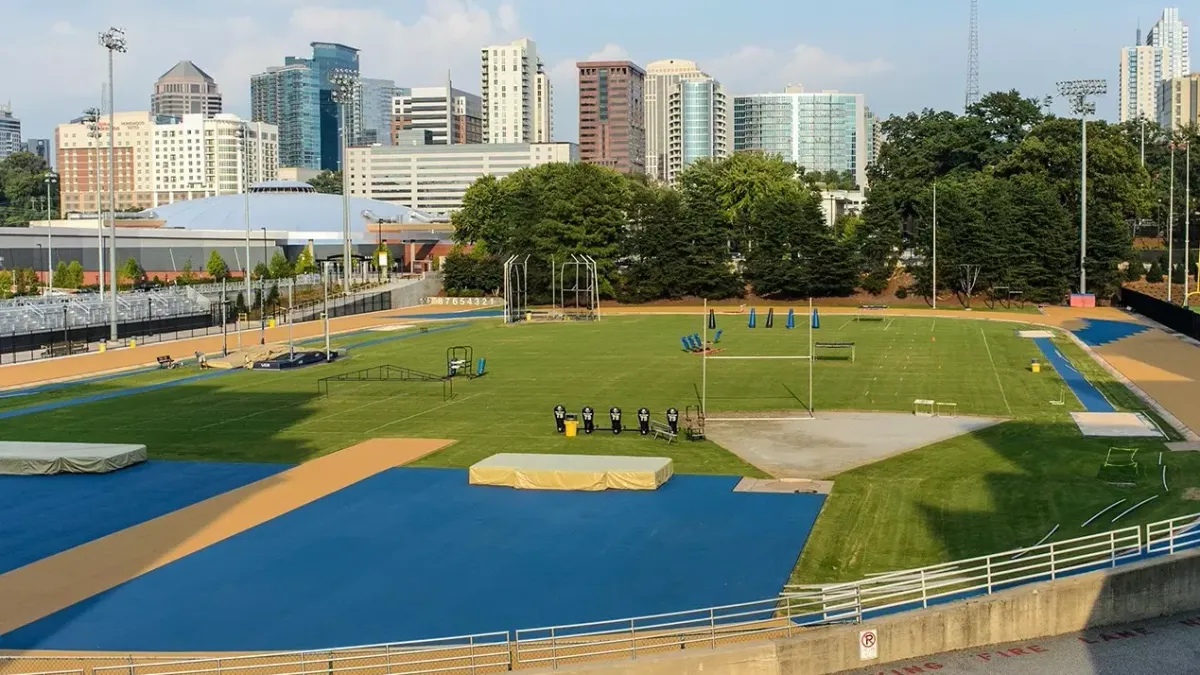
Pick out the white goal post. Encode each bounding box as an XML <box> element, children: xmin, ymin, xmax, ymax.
<box><xmin>701</xmin><ymin>298</ymin><xmax>815</xmax><ymax>421</ymax></box>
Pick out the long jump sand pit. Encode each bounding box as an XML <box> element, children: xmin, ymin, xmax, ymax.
<box><xmin>706</xmin><ymin>412</ymin><xmax>1003</xmax><ymax>479</ymax></box>
<box><xmin>0</xmin><ymin>438</ymin><xmax>452</xmax><ymax>639</ymax></box>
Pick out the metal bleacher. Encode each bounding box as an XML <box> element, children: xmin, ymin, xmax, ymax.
<box><xmin>0</xmin><ymin>288</ymin><xmax>210</xmax><ymax>336</ymax></box>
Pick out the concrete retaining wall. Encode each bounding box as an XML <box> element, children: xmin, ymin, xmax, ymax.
<box><xmin>529</xmin><ymin>549</ymin><xmax>1200</xmax><ymax>675</ymax></box>
<box><xmin>392</xmin><ymin>275</ymin><xmax>442</xmax><ymax>308</ymax></box>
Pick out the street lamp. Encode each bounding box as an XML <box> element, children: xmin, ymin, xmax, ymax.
<box><xmin>1169</xmin><ymin>139</ymin><xmax>1180</xmax><ymax>303</ymax></box>
<box><xmin>43</xmin><ymin>171</ymin><xmax>57</xmax><ymax>292</ymax></box>
<box><xmin>329</xmin><ymin>68</ymin><xmax>358</xmax><ymax>295</ymax></box>
<box><xmin>99</xmin><ymin>27</ymin><xmax>126</xmax><ymax>341</ymax></box>
<box><xmin>1057</xmin><ymin>78</ymin><xmax>1107</xmax><ymax>296</ymax></box>
<box><xmin>83</xmin><ymin>107</ymin><xmax>104</xmax><ymax>301</ymax></box>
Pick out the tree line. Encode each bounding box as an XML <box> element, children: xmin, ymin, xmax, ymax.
<box><xmin>445</xmin><ymin>90</ymin><xmax>1174</xmax><ymax>305</ymax></box>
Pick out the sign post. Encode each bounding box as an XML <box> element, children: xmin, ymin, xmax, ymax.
<box><xmin>859</xmin><ymin>629</ymin><xmax>878</xmax><ymax>661</ymax></box>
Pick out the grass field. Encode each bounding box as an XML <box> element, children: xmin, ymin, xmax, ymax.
<box><xmin>3</xmin><ymin>312</ymin><xmax>1198</xmax><ymax>585</ymax></box>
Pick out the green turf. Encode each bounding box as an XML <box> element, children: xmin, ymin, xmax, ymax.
<box><xmin>3</xmin><ymin>313</ymin><xmax>1197</xmax><ymax>587</ymax></box>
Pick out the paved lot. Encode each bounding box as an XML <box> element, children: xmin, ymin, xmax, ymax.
<box><xmin>840</xmin><ymin>611</ymin><xmax>1200</xmax><ymax>674</ymax></box>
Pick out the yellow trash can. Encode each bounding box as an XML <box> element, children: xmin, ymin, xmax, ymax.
<box><xmin>564</xmin><ymin>420</ymin><xmax>578</xmax><ymax>438</ymax></box>
<box><xmin>1030</xmin><ymin>359</ymin><xmax>1041</xmax><ymax>373</ymax></box>
<box><xmin>128</xmin><ymin>338</ymin><xmax>136</xmax><ymax>348</ymax></box>
<box><xmin>268</xmin><ymin>318</ymin><xmax>277</xmax><ymax>328</ymax></box>
<box><xmin>98</xmin><ymin>343</ymin><xmax>106</xmax><ymax>353</ymax></box>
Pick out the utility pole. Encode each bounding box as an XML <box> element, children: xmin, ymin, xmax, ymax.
<box><xmin>932</xmin><ymin>182</ymin><xmax>938</xmax><ymax>309</ymax></box>
<box><xmin>1057</xmin><ymin>79</ymin><xmax>1107</xmax><ymax>295</ymax></box>
<box><xmin>1170</xmin><ymin>141</ymin><xmax>1177</xmax><ymax>303</ymax></box>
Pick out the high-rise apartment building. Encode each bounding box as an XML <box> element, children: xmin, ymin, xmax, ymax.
<box><xmin>55</xmin><ymin>112</ymin><xmax>277</xmax><ymax>215</ymax></box>
<box><xmin>733</xmin><ymin>86</ymin><xmax>868</xmax><ymax>188</ymax></box>
<box><xmin>0</xmin><ymin>105</ymin><xmax>21</xmax><ymax>160</ymax></box>
<box><xmin>481</xmin><ymin>38</ymin><xmax>550</xmax><ymax>143</ymax></box>
<box><xmin>347</xmin><ymin>141</ymin><xmax>577</xmax><ymax>215</ymax></box>
<box><xmin>356</xmin><ymin>78</ymin><xmax>396</xmax><ymax>146</ymax></box>
<box><xmin>864</xmin><ymin>108</ymin><xmax>881</xmax><ymax>167</ymax></box>
<box><xmin>392</xmin><ymin>82</ymin><xmax>483</xmax><ymax>145</ymax></box>
<box><xmin>151</xmin><ymin>61</ymin><xmax>223</xmax><ymax>118</ymax></box>
<box><xmin>665</xmin><ymin>76</ymin><xmax>730</xmax><ymax>185</ymax></box>
<box><xmin>1157</xmin><ymin>73</ymin><xmax>1200</xmax><ymax>130</ymax></box>
<box><xmin>1119</xmin><ymin>41</ymin><xmax>1163</xmax><ymax>123</ymax></box>
<box><xmin>252</xmin><ymin>63</ymin><xmax>321</xmax><ymax>170</ymax></box>
<box><xmin>644</xmin><ymin>59</ymin><xmax>708</xmax><ymax>182</ymax></box>
<box><xmin>21</xmin><ymin>139</ymin><xmax>52</xmax><ymax>165</ymax></box>
<box><xmin>251</xmin><ymin>42</ymin><xmax>358</xmax><ymax>171</ymax></box>
<box><xmin>1148</xmin><ymin>8</ymin><xmax>1190</xmax><ymax>80</ymax></box>
<box><xmin>577</xmin><ymin>61</ymin><xmax>646</xmax><ymax>174</ymax></box>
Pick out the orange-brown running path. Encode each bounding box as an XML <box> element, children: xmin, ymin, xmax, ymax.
<box><xmin>0</xmin><ymin>438</ymin><xmax>452</xmax><ymax>638</ymax></box>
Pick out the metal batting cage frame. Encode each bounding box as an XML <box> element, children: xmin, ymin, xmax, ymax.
<box><xmin>503</xmin><ymin>253</ymin><xmax>601</xmax><ymax>324</ymax></box>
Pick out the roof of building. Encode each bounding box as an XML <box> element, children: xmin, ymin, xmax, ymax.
<box><xmin>140</xmin><ymin>193</ymin><xmax>433</xmax><ymax>233</ymax></box>
<box><xmin>158</xmin><ymin>60</ymin><xmax>215</xmax><ymax>82</ymax></box>
<box><xmin>250</xmin><ymin>179</ymin><xmax>315</xmax><ymax>193</ymax></box>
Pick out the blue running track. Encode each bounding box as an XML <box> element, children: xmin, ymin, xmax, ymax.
<box><xmin>1032</xmin><ymin>338</ymin><xmax>1114</xmax><ymax>412</ymax></box>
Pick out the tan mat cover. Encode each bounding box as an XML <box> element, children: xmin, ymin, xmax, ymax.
<box><xmin>0</xmin><ymin>441</ymin><xmax>147</xmax><ymax>475</ymax></box>
<box><xmin>469</xmin><ymin>453</ymin><xmax>673</xmax><ymax>491</ymax></box>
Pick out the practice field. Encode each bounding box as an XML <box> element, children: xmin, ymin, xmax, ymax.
<box><xmin>2</xmin><ymin>313</ymin><xmax>1197</xmax><ymax>588</ymax></box>
<box><xmin>0</xmin><ymin>468</ymin><xmax>824</xmax><ymax>651</ymax></box>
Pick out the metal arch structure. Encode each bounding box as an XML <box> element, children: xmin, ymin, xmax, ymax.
<box><xmin>502</xmin><ymin>255</ymin><xmax>529</xmax><ymax>324</ymax></box>
<box><xmin>556</xmin><ymin>254</ymin><xmax>601</xmax><ymax>322</ymax></box>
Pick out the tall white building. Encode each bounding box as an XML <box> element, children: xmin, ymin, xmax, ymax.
<box><xmin>1119</xmin><ymin>42</ymin><xmax>1162</xmax><ymax>123</ymax></box>
<box><xmin>392</xmin><ymin>82</ymin><xmax>483</xmax><ymax>145</ymax></box>
<box><xmin>0</xmin><ymin>104</ymin><xmax>21</xmax><ymax>160</ymax></box>
<box><xmin>54</xmin><ymin>111</ymin><xmax>277</xmax><ymax>215</ymax></box>
<box><xmin>346</xmin><ymin>142</ymin><xmax>577</xmax><ymax>215</ymax></box>
<box><xmin>665</xmin><ymin>76</ymin><xmax>730</xmax><ymax>185</ymax></box>
<box><xmin>644</xmin><ymin>59</ymin><xmax>708</xmax><ymax>183</ymax></box>
<box><xmin>480</xmin><ymin>38</ymin><xmax>550</xmax><ymax>143</ymax></box>
<box><xmin>1148</xmin><ymin>8</ymin><xmax>1190</xmax><ymax>80</ymax></box>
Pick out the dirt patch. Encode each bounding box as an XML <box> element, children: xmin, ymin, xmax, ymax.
<box><xmin>1184</xmin><ymin>488</ymin><xmax>1200</xmax><ymax>501</ymax></box>
<box><xmin>705</xmin><ymin>412</ymin><xmax>1003</xmax><ymax>479</ymax></box>
<box><xmin>0</xmin><ymin>438</ymin><xmax>452</xmax><ymax>637</ymax></box>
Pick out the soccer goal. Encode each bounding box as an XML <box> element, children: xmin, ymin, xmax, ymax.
<box><xmin>700</xmin><ymin>298</ymin><xmax>815</xmax><ymax>421</ymax></box>
<box><xmin>855</xmin><ymin>304</ymin><xmax>889</xmax><ymax>322</ymax></box>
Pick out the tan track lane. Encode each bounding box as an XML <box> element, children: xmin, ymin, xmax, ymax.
<box><xmin>0</xmin><ymin>438</ymin><xmax>452</xmax><ymax>637</ymax></box>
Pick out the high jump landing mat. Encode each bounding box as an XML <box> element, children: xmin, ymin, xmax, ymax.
<box><xmin>469</xmin><ymin>453</ymin><xmax>673</xmax><ymax>491</ymax></box>
<box><xmin>0</xmin><ymin>441</ymin><xmax>146</xmax><ymax>475</ymax></box>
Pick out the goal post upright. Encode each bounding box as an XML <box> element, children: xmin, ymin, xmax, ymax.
<box><xmin>702</xmin><ymin>297</ymin><xmax>708</xmax><ymax>417</ymax></box>
<box><xmin>808</xmin><ymin>296</ymin><xmax>814</xmax><ymax>415</ymax></box>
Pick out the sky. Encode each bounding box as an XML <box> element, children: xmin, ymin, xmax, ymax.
<box><xmin>0</xmin><ymin>0</ymin><xmax>1187</xmax><ymax>146</ymax></box>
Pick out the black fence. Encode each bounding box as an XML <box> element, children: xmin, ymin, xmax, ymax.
<box><xmin>0</xmin><ymin>289</ymin><xmax>395</xmax><ymax>365</ymax></box>
<box><xmin>1119</xmin><ymin>287</ymin><xmax>1200</xmax><ymax>341</ymax></box>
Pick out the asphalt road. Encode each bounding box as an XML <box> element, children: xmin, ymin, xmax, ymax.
<box><xmin>839</xmin><ymin>611</ymin><xmax>1200</xmax><ymax>674</ymax></box>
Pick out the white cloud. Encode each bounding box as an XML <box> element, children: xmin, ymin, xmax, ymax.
<box><xmin>709</xmin><ymin>44</ymin><xmax>894</xmax><ymax>95</ymax></box>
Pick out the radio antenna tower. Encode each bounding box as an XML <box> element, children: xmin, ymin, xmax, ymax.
<box><xmin>965</xmin><ymin>0</ymin><xmax>980</xmax><ymax>110</ymax></box>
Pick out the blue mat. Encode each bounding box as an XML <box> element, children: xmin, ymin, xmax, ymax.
<box><xmin>1071</xmin><ymin>319</ymin><xmax>1150</xmax><ymax>346</ymax></box>
<box><xmin>1033</xmin><ymin>338</ymin><xmax>1114</xmax><ymax>412</ymax></box>
<box><xmin>0</xmin><ymin>461</ymin><xmax>287</xmax><ymax>575</ymax></box>
<box><xmin>0</xmin><ymin>468</ymin><xmax>825</xmax><ymax>651</ymax></box>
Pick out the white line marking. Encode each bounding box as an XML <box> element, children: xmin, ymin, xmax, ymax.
<box><xmin>980</xmin><ymin>328</ymin><xmax>1012</xmax><ymax>415</ymax></box>
<box><xmin>1082</xmin><ymin>499</ymin><xmax>1127</xmax><ymax>527</ymax></box>
<box><xmin>194</xmin><ymin>400</ymin><xmax>302</xmax><ymax>430</ymax></box>
<box><xmin>361</xmin><ymin>393</ymin><xmax>483</xmax><ymax>435</ymax></box>
<box><xmin>884</xmin><ymin>319</ymin><xmax>895</xmax><ymax>331</ymax></box>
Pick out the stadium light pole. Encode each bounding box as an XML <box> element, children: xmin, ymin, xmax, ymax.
<box><xmin>99</xmin><ymin>27</ymin><xmax>126</xmax><ymax>341</ymax></box>
<box><xmin>932</xmin><ymin>181</ymin><xmax>938</xmax><ymax>310</ymax></box>
<box><xmin>330</xmin><ymin>69</ymin><xmax>358</xmax><ymax>296</ymax></box>
<box><xmin>1169</xmin><ymin>140</ymin><xmax>1177</xmax><ymax>303</ymax></box>
<box><xmin>1185</xmin><ymin>140</ymin><xmax>1192</xmax><ymax>302</ymax></box>
<box><xmin>43</xmin><ymin>170</ymin><xmax>57</xmax><ymax>292</ymax></box>
<box><xmin>260</xmin><ymin>227</ymin><xmax>267</xmax><ymax>345</ymax></box>
<box><xmin>1057</xmin><ymin>79</ymin><xmax>1107</xmax><ymax>296</ymax></box>
<box><xmin>84</xmin><ymin>107</ymin><xmax>104</xmax><ymax>301</ymax></box>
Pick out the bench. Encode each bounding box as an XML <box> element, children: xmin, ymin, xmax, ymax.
<box><xmin>39</xmin><ymin>342</ymin><xmax>88</xmax><ymax>358</ymax></box>
<box><xmin>156</xmin><ymin>355</ymin><xmax>179</xmax><ymax>369</ymax></box>
<box><xmin>649</xmin><ymin>420</ymin><xmax>677</xmax><ymax>443</ymax></box>
<box><xmin>814</xmin><ymin>341</ymin><xmax>856</xmax><ymax>362</ymax></box>
<box><xmin>856</xmin><ymin>304</ymin><xmax>888</xmax><ymax>322</ymax></box>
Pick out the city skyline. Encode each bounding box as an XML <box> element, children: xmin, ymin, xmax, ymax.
<box><xmin>0</xmin><ymin>0</ymin><xmax>1190</xmax><ymax>147</ymax></box>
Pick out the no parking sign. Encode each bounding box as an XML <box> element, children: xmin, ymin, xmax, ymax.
<box><xmin>859</xmin><ymin>629</ymin><xmax>878</xmax><ymax>660</ymax></box>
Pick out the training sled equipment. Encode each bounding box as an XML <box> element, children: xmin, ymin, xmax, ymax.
<box><xmin>554</xmin><ymin>405</ymin><xmax>681</xmax><ymax>442</ymax></box>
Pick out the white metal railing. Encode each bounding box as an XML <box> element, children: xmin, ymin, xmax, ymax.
<box><xmin>1147</xmin><ymin>512</ymin><xmax>1200</xmax><ymax>554</ymax></box>
<box><xmin>5</xmin><ymin>515</ymin><xmax>1200</xmax><ymax>675</ymax></box>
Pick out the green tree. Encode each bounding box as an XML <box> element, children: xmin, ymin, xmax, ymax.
<box><xmin>52</xmin><ymin>260</ymin><xmax>72</xmax><ymax>289</ymax></box>
<box><xmin>66</xmin><ymin>260</ymin><xmax>84</xmax><ymax>288</ymax></box>
<box><xmin>442</xmin><ymin>248</ymin><xmax>502</xmax><ymax>295</ymax></box>
<box><xmin>234</xmin><ymin>291</ymin><xmax>248</xmax><ymax>315</ymax></box>
<box><xmin>206</xmin><ymin>250</ymin><xmax>229</xmax><ymax>280</ymax></box>
<box><xmin>118</xmin><ymin>257</ymin><xmax>144</xmax><ymax>285</ymax></box>
<box><xmin>268</xmin><ymin>251</ymin><xmax>293</xmax><ymax>279</ymax></box>
<box><xmin>177</xmin><ymin>259</ymin><xmax>197</xmax><ymax>284</ymax></box>
<box><xmin>267</xmin><ymin>283</ymin><xmax>280</xmax><ymax>309</ymax></box>
<box><xmin>1146</xmin><ymin>258</ymin><xmax>1165</xmax><ymax>283</ymax></box>
<box><xmin>0</xmin><ymin>270</ymin><xmax>12</xmax><ymax>298</ymax></box>
<box><xmin>0</xmin><ymin>151</ymin><xmax>51</xmax><ymax>225</ymax></box>
<box><xmin>294</xmin><ymin>246</ymin><xmax>317</xmax><ymax>275</ymax></box>
<box><xmin>14</xmin><ymin>268</ymin><xmax>40</xmax><ymax>295</ymax></box>
<box><xmin>252</xmin><ymin>261</ymin><xmax>270</xmax><ymax>280</ymax></box>
<box><xmin>743</xmin><ymin>186</ymin><xmax>856</xmax><ymax>298</ymax></box>
<box><xmin>307</xmin><ymin>170</ymin><xmax>342</xmax><ymax>194</ymax></box>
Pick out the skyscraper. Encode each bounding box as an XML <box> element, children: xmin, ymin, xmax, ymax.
<box><xmin>392</xmin><ymin>80</ymin><xmax>483</xmax><ymax>145</ymax></box>
<box><xmin>251</xmin><ymin>42</ymin><xmax>358</xmax><ymax>171</ymax></box>
<box><xmin>252</xmin><ymin>63</ymin><xmax>322</xmax><ymax>169</ymax></box>
<box><xmin>644</xmin><ymin>59</ymin><xmax>707</xmax><ymax>182</ymax></box>
<box><xmin>1147</xmin><ymin>8</ymin><xmax>1190</xmax><ymax>80</ymax></box>
<box><xmin>481</xmin><ymin>38</ymin><xmax>549</xmax><ymax>143</ymax></box>
<box><xmin>1158</xmin><ymin>73</ymin><xmax>1200</xmax><ymax>130</ymax></box>
<box><xmin>1119</xmin><ymin>39</ymin><xmax>1162</xmax><ymax>123</ymax></box>
<box><xmin>665</xmin><ymin>76</ymin><xmax>730</xmax><ymax>185</ymax></box>
<box><xmin>21</xmin><ymin>139</ymin><xmax>52</xmax><ymax>165</ymax></box>
<box><xmin>0</xmin><ymin>104</ymin><xmax>21</xmax><ymax>160</ymax></box>
<box><xmin>733</xmin><ymin>86</ymin><xmax>868</xmax><ymax>188</ymax></box>
<box><xmin>151</xmin><ymin>61</ymin><xmax>223</xmax><ymax>118</ymax></box>
<box><xmin>577</xmin><ymin>60</ymin><xmax>645</xmax><ymax>174</ymax></box>
<box><xmin>356</xmin><ymin>78</ymin><xmax>397</xmax><ymax>146</ymax></box>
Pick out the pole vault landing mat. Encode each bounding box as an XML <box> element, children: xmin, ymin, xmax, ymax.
<box><xmin>0</xmin><ymin>442</ymin><xmax>146</xmax><ymax>475</ymax></box>
<box><xmin>469</xmin><ymin>453</ymin><xmax>673</xmax><ymax>491</ymax></box>
<box><xmin>251</xmin><ymin>350</ymin><xmax>339</xmax><ymax>370</ymax></box>
<box><xmin>1070</xmin><ymin>412</ymin><xmax>1164</xmax><ymax>438</ymax></box>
